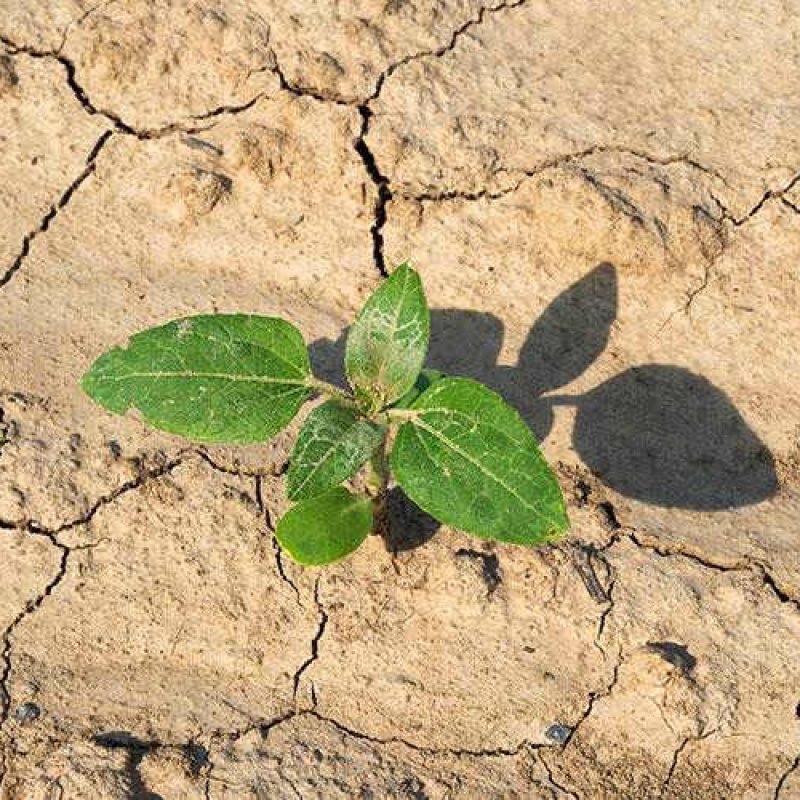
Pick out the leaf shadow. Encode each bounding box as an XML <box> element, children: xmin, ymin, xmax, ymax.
<box><xmin>309</xmin><ymin>262</ymin><xmax>779</xmax><ymax>548</ymax></box>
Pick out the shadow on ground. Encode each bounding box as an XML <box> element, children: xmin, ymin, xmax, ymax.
<box><xmin>310</xmin><ymin>263</ymin><xmax>778</xmax><ymax>550</ymax></box>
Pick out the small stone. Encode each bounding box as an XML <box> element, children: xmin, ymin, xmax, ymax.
<box><xmin>544</xmin><ymin>723</ymin><xmax>572</xmax><ymax>745</ymax></box>
<box><xmin>14</xmin><ymin>702</ymin><xmax>41</xmax><ymax>725</ymax></box>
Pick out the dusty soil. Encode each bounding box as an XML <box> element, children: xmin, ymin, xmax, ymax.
<box><xmin>1</xmin><ymin>2</ymin><xmax>799</xmax><ymax>798</ymax></box>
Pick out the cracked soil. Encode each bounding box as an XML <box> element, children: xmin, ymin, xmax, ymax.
<box><xmin>1</xmin><ymin>1</ymin><xmax>799</xmax><ymax>798</ymax></box>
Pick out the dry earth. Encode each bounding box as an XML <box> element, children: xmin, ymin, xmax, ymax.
<box><xmin>1</xmin><ymin>1</ymin><xmax>799</xmax><ymax>798</ymax></box>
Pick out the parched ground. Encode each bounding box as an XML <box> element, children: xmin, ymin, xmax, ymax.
<box><xmin>1</xmin><ymin>1</ymin><xmax>799</xmax><ymax>798</ymax></box>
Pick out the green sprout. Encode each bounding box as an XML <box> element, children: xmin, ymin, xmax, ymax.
<box><xmin>81</xmin><ymin>263</ymin><xmax>568</xmax><ymax>565</ymax></box>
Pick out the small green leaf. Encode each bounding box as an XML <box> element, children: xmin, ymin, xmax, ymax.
<box><xmin>391</xmin><ymin>368</ymin><xmax>446</xmax><ymax>409</ymax></box>
<box><xmin>391</xmin><ymin>377</ymin><xmax>568</xmax><ymax>544</ymax></box>
<box><xmin>345</xmin><ymin>263</ymin><xmax>429</xmax><ymax>411</ymax></box>
<box><xmin>288</xmin><ymin>401</ymin><xmax>386</xmax><ymax>501</ymax></box>
<box><xmin>81</xmin><ymin>314</ymin><xmax>311</xmax><ymax>443</ymax></box>
<box><xmin>275</xmin><ymin>488</ymin><xmax>373</xmax><ymax>565</ymax></box>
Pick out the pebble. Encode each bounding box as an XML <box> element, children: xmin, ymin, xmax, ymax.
<box><xmin>14</xmin><ymin>702</ymin><xmax>41</xmax><ymax>725</ymax></box>
<box><xmin>544</xmin><ymin>723</ymin><xmax>572</xmax><ymax>744</ymax></box>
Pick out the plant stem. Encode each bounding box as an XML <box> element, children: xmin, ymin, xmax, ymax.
<box><xmin>365</xmin><ymin>434</ymin><xmax>390</xmax><ymax>539</ymax></box>
<box><xmin>383</xmin><ymin>408</ymin><xmax>420</xmax><ymax>423</ymax></box>
<box><xmin>309</xmin><ymin>377</ymin><xmax>357</xmax><ymax>408</ymax></box>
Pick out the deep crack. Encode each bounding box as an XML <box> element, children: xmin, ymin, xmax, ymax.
<box><xmin>782</xmin><ymin>197</ymin><xmax>800</xmax><ymax>216</ymax></box>
<box><xmin>0</xmin><ymin>407</ymin><xmax>8</xmax><ymax>458</ymax></box>
<box><xmin>354</xmin><ymin>105</ymin><xmax>391</xmax><ymax>277</ymax></box>
<box><xmin>0</xmin><ymin>130</ymin><xmax>113</xmax><ymax>290</ymax></box>
<box><xmin>594</xmin><ymin>563</ymin><xmax>616</xmax><ymax>657</ymax></box>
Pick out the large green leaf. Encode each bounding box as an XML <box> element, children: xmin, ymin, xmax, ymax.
<box><xmin>345</xmin><ymin>263</ymin><xmax>429</xmax><ymax>411</ymax></box>
<box><xmin>391</xmin><ymin>377</ymin><xmax>568</xmax><ymax>544</ymax></box>
<box><xmin>287</xmin><ymin>401</ymin><xmax>385</xmax><ymax>501</ymax></box>
<box><xmin>275</xmin><ymin>487</ymin><xmax>373</xmax><ymax>565</ymax></box>
<box><xmin>81</xmin><ymin>314</ymin><xmax>311</xmax><ymax>443</ymax></box>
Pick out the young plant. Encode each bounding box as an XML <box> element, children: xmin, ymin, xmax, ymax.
<box><xmin>81</xmin><ymin>264</ymin><xmax>568</xmax><ymax>565</ymax></box>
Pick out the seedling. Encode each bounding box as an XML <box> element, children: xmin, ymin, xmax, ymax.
<box><xmin>81</xmin><ymin>264</ymin><xmax>568</xmax><ymax>565</ymax></box>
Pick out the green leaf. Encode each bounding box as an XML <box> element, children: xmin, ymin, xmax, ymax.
<box><xmin>391</xmin><ymin>377</ymin><xmax>568</xmax><ymax>545</ymax></box>
<box><xmin>275</xmin><ymin>487</ymin><xmax>373</xmax><ymax>565</ymax></box>
<box><xmin>345</xmin><ymin>262</ymin><xmax>429</xmax><ymax>411</ymax></box>
<box><xmin>391</xmin><ymin>368</ymin><xmax>446</xmax><ymax>409</ymax></box>
<box><xmin>287</xmin><ymin>401</ymin><xmax>385</xmax><ymax>501</ymax></box>
<box><xmin>81</xmin><ymin>314</ymin><xmax>311</xmax><ymax>443</ymax></box>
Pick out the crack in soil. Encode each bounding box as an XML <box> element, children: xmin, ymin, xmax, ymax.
<box><xmin>0</xmin><ymin>536</ymin><xmax>69</xmax><ymax>733</ymax></box>
<box><xmin>563</xmin><ymin>636</ymin><xmax>624</xmax><ymax>750</ymax></box>
<box><xmin>782</xmin><ymin>197</ymin><xmax>800</xmax><ymax>216</ymax></box>
<box><xmin>0</xmin><ymin>407</ymin><xmax>8</xmax><ymax>459</ymax></box>
<box><xmin>660</xmin><ymin>727</ymin><xmax>719</xmax><ymax>798</ymax></box>
<box><xmin>343</xmin><ymin>4</ymin><xmax>537</xmax><ymax>279</ymax></box>
<box><xmin>270</xmin><ymin>0</ymin><xmax>531</xmax><ymax>107</ymax></box>
<box><xmin>5</xmin><ymin>448</ymin><xmax>277</xmax><ymax>539</ymax></box>
<box><xmin>28</xmin><ymin>456</ymin><xmax>185</xmax><ymax>536</ymax></box>
<box><xmin>291</xmin><ymin>578</ymin><xmax>328</xmax><ymax>703</ymax></box>
<box><xmin>193</xmin><ymin>448</ymin><xmax>288</xmax><ymax>479</ymax></box>
<box><xmin>538</xmin><ymin>751</ymin><xmax>580</xmax><ymax>799</ymax></box>
<box><xmin>3</xmin><ymin>0</ymin><xmax>535</xmax><ymax>288</ymax></box>
<box><xmin>215</xmin><ymin>701</ymin><xmax>542</xmax><ymax>762</ymax></box>
<box><xmin>261</xmin><ymin>493</ymin><xmax>302</xmax><ymax>606</ymax></box>
<box><xmin>623</xmin><ymin>529</ymin><xmax>800</xmax><ymax>612</ymax></box>
<box><xmin>270</xmin><ymin>1</ymin><xmax>534</xmax><ymax>280</ymax></box>
<box><xmin>271</xmin><ymin>537</ymin><xmax>301</xmax><ymax>606</ymax></box>
<box><xmin>0</xmin><ymin>456</ymin><xmax>189</xmax><ymax>758</ymax></box>
<box><xmin>571</xmin><ymin>482</ymin><xmax>800</xmax><ymax>612</ymax></box>
<box><xmin>305</xmin><ymin>709</ymin><xmax>535</xmax><ymax>758</ymax></box>
<box><xmin>570</xmin><ymin>543</ymin><xmax>611</xmax><ymax>604</ymax></box>
<box><xmin>774</xmin><ymin>755</ymin><xmax>800</xmax><ymax>799</ymax></box>
<box><xmin>578</xmin><ymin>168</ymin><xmax>648</xmax><ymax>228</ymax></box>
<box><xmin>711</xmin><ymin>170</ymin><xmax>800</xmax><ymax>226</ymax></box>
<box><xmin>593</xmin><ymin>562</ymin><xmax>616</xmax><ymax>657</ymax></box>
<box><xmin>0</xmin><ymin>34</ymin><xmax>268</xmax><ymax>140</ymax></box>
<box><xmin>0</xmin><ymin>129</ymin><xmax>113</xmax><ymax>290</ymax></box>
<box><xmin>366</xmin><ymin>0</ymin><xmax>531</xmax><ymax>102</ymax></box>
<box><xmin>403</xmin><ymin>146</ymin><xmax>728</xmax><ymax>206</ymax></box>
<box><xmin>354</xmin><ymin>105</ymin><xmax>392</xmax><ymax>277</ymax></box>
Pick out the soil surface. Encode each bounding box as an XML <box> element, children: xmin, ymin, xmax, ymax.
<box><xmin>1</xmin><ymin>2</ymin><xmax>799</xmax><ymax>798</ymax></box>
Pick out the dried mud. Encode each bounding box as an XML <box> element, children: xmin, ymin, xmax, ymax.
<box><xmin>1</xmin><ymin>2</ymin><xmax>799</xmax><ymax>798</ymax></box>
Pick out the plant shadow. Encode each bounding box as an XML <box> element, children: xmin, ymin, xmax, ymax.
<box><xmin>310</xmin><ymin>263</ymin><xmax>779</xmax><ymax>548</ymax></box>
